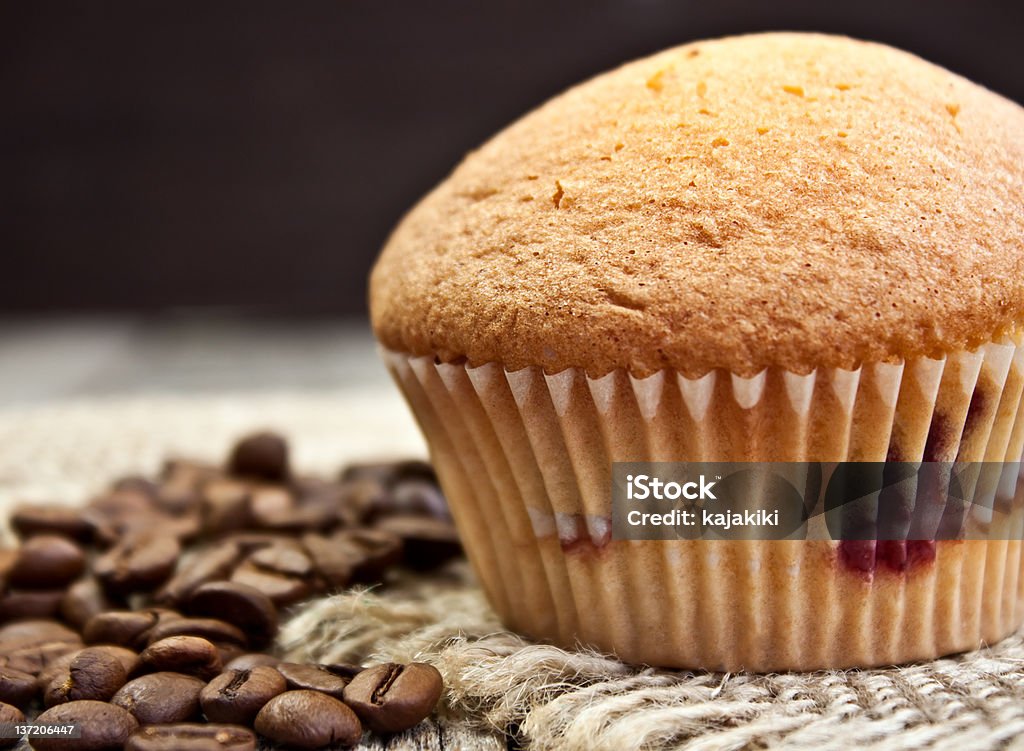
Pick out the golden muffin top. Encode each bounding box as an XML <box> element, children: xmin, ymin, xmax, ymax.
<box><xmin>370</xmin><ymin>32</ymin><xmax>1024</xmax><ymax>377</ymax></box>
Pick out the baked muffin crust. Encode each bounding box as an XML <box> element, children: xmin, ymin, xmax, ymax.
<box><xmin>370</xmin><ymin>32</ymin><xmax>1024</xmax><ymax>377</ymax></box>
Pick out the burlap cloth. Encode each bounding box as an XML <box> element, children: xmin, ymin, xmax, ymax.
<box><xmin>3</xmin><ymin>392</ymin><xmax>1024</xmax><ymax>751</ymax></box>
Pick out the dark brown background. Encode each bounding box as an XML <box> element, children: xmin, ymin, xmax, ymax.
<box><xmin>3</xmin><ymin>0</ymin><xmax>1022</xmax><ymax>315</ymax></box>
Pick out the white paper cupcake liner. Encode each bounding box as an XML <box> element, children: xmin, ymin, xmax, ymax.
<box><xmin>383</xmin><ymin>339</ymin><xmax>1024</xmax><ymax>670</ymax></box>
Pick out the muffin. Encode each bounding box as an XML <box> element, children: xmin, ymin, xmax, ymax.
<box><xmin>369</xmin><ymin>32</ymin><xmax>1024</xmax><ymax>671</ymax></box>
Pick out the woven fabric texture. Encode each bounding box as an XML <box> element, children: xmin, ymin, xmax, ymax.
<box><xmin>2</xmin><ymin>393</ymin><xmax>1023</xmax><ymax>751</ymax></box>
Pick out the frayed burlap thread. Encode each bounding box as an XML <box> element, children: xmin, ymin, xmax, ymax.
<box><xmin>4</xmin><ymin>394</ymin><xmax>1024</xmax><ymax>750</ymax></box>
<box><xmin>281</xmin><ymin>561</ymin><xmax>1024</xmax><ymax>751</ymax></box>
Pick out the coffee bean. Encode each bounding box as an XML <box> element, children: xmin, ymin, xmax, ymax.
<box><xmin>8</xmin><ymin>535</ymin><xmax>85</xmax><ymax>588</ymax></box>
<box><xmin>230</xmin><ymin>564</ymin><xmax>312</xmax><ymax>607</ymax></box>
<box><xmin>86</xmin><ymin>488</ymin><xmax>157</xmax><ymax>518</ymax></box>
<box><xmin>10</xmin><ymin>505</ymin><xmax>94</xmax><ymax>542</ymax></box>
<box><xmin>139</xmin><ymin>636</ymin><xmax>222</xmax><ymax>680</ymax></box>
<box><xmin>111</xmin><ymin>672</ymin><xmax>205</xmax><ymax>724</ymax></box>
<box><xmin>37</xmin><ymin>647</ymin><xmax>138</xmax><ymax>693</ymax></box>
<box><xmin>200</xmin><ymin>666</ymin><xmax>287</xmax><ymax>725</ymax></box>
<box><xmin>1</xmin><ymin>641</ymin><xmax>82</xmax><ymax>677</ymax></box>
<box><xmin>31</xmin><ymin>700</ymin><xmax>138</xmax><ymax>751</ymax></box>
<box><xmin>248</xmin><ymin>542</ymin><xmax>313</xmax><ymax>578</ymax></box>
<box><xmin>0</xmin><ymin>666</ymin><xmax>37</xmax><ymax>707</ymax></box>
<box><xmin>369</xmin><ymin>478</ymin><xmax>450</xmax><ymax>522</ymax></box>
<box><xmin>227</xmin><ymin>432</ymin><xmax>289</xmax><ymax>483</ymax></box>
<box><xmin>223</xmin><ymin>532</ymin><xmax>296</xmax><ymax>554</ymax></box>
<box><xmin>333</xmin><ymin>528</ymin><xmax>403</xmax><ymax>583</ymax></box>
<box><xmin>0</xmin><ymin>620</ymin><xmax>79</xmax><ymax>652</ymax></box>
<box><xmin>82</xmin><ymin>610</ymin><xmax>160</xmax><ymax>648</ymax></box>
<box><xmin>0</xmin><ymin>702</ymin><xmax>24</xmax><ymax>749</ymax></box>
<box><xmin>60</xmin><ymin>578</ymin><xmax>123</xmax><ymax>630</ymax></box>
<box><xmin>186</xmin><ymin>582</ymin><xmax>277</xmax><ymax>649</ymax></box>
<box><xmin>341</xmin><ymin>459</ymin><xmax>436</xmax><ymax>488</ymax></box>
<box><xmin>248</xmin><ymin>487</ymin><xmax>293</xmax><ymax>526</ymax></box>
<box><xmin>154</xmin><ymin>543</ymin><xmax>242</xmax><ymax>606</ymax></box>
<box><xmin>224</xmin><ymin>653</ymin><xmax>280</xmax><ymax>671</ymax></box>
<box><xmin>126</xmin><ymin>723</ymin><xmax>256</xmax><ymax>751</ymax></box>
<box><xmin>254</xmin><ymin>690</ymin><xmax>361</xmax><ymax>749</ymax></box>
<box><xmin>94</xmin><ymin>533</ymin><xmax>180</xmax><ymax>595</ymax></box>
<box><xmin>375</xmin><ymin>514</ymin><xmax>463</xmax><ymax>569</ymax></box>
<box><xmin>250</xmin><ymin>487</ymin><xmax>335</xmax><ymax>532</ymax></box>
<box><xmin>276</xmin><ymin>662</ymin><xmax>351</xmax><ymax>699</ymax></box>
<box><xmin>143</xmin><ymin>617</ymin><xmax>247</xmax><ymax>648</ymax></box>
<box><xmin>343</xmin><ymin>662</ymin><xmax>443</xmax><ymax>734</ymax></box>
<box><xmin>160</xmin><ymin>459</ymin><xmax>220</xmax><ymax>490</ymax></box>
<box><xmin>215</xmin><ymin>642</ymin><xmax>245</xmax><ymax>666</ymax></box>
<box><xmin>155</xmin><ymin>482</ymin><xmax>202</xmax><ymax>516</ymax></box>
<box><xmin>43</xmin><ymin>647</ymin><xmax>127</xmax><ymax>706</ymax></box>
<box><xmin>300</xmin><ymin>533</ymin><xmax>354</xmax><ymax>588</ymax></box>
<box><xmin>112</xmin><ymin>476</ymin><xmax>160</xmax><ymax>499</ymax></box>
<box><xmin>0</xmin><ymin>589</ymin><xmax>64</xmax><ymax>621</ymax></box>
<box><xmin>200</xmin><ymin>479</ymin><xmax>253</xmax><ymax>535</ymax></box>
<box><xmin>83</xmin><ymin>490</ymin><xmax>159</xmax><ymax>545</ymax></box>
<box><xmin>329</xmin><ymin>478</ymin><xmax>381</xmax><ymax>526</ymax></box>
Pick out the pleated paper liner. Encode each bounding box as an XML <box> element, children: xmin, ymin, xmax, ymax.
<box><xmin>383</xmin><ymin>338</ymin><xmax>1024</xmax><ymax>671</ymax></box>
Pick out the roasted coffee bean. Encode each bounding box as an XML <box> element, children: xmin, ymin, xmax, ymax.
<box><xmin>341</xmin><ymin>459</ymin><xmax>436</xmax><ymax>488</ymax></box>
<box><xmin>139</xmin><ymin>636</ymin><xmax>222</xmax><ymax>680</ymax></box>
<box><xmin>225</xmin><ymin>653</ymin><xmax>280</xmax><ymax>671</ymax></box>
<box><xmin>94</xmin><ymin>533</ymin><xmax>180</xmax><ymax>595</ymax></box>
<box><xmin>223</xmin><ymin>532</ymin><xmax>296</xmax><ymax>554</ymax></box>
<box><xmin>43</xmin><ymin>647</ymin><xmax>127</xmax><ymax>706</ymax></box>
<box><xmin>31</xmin><ymin>700</ymin><xmax>138</xmax><ymax>751</ymax></box>
<box><xmin>155</xmin><ymin>481</ymin><xmax>202</xmax><ymax>516</ymax></box>
<box><xmin>86</xmin><ymin>487</ymin><xmax>157</xmax><ymax>517</ymax></box>
<box><xmin>331</xmin><ymin>478</ymin><xmax>380</xmax><ymax>526</ymax></box>
<box><xmin>37</xmin><ymin>647</ymin><xmax>138</xmax><ymax>693</ymax></box>
<box><xmin>111</xmin><ymin>672</ymin><xmax>205</xmax><ymax>724</ymax></box>
<box><xmin>343</xmin><ymin>662</ymin><xmax>443</xmax><ymax>734</ymax></box>
<box><xmin>254</xmin><ymin>690</ymin><xmax>361</xmax><ymax>749</ymax></box>
<box><xmin>200</xmin><ymin>666</ymin><xmax>287</xmax><ymax>725</ymax></box>
<box><xmin>366</xmin><ymin>478</ymin><xmax>450</xmax><ymax>523</ymax></box>
<box><xmin>215</xmin><ymin>643</ymin><xmax>246</xmax><ymax>667</ymax></box>
<box><xmin>0</xmin><ymin>619</ymin><xmax>79</xmax><ymax>652</ymax></box>
<box><xmin>200</xmin><ymin>479</ymin><xmax>253</xmax><ymax>535</ymax></box>
<box><xmin>276</xmin><ymin>662</ymin><xmax>351</xmax><ymax>699</ymax></box>
<box><xmin>10</xmin><ymin>505</ymin><xmax>94</xmax><ymax>542</ymax></box>
<box><xmin>250</xmin><ymin>487</ymin><xmax>335</xmax><ymax>532</ymax></box>
<box><xmin>0</xmin><ymin>589</ymin><xmax>64</xmax><ymax>621</ymax></box>
<box><xmin>60</xmin><ymin>577</ymin><xmax>123</xmax><ymax>630</ymax></box>
<box><xmin>160</xmin><ymin>459</ymin><xmax>220</xmax><ymax>489</ymax></box>
<box><xmin>230</xmin><ymin>564</ymin><xmax>312</xmax><ymax>607</ymax></box>
<box><xmin>143</xmin><ymin>617</ymin><xmax>247</xmax><ymax>648</ymax></box>
<box><xmin>0</xmin><ymin>702</ymin><xmax>24</xmax><ymax>749</ymax></box>
<box><xmin>248</xmin><ymin>487</ymin><xmax>292</xmax><ymax>525</ymax></box>
<box><xmin>154</xmin><ymin>543</ymin><xmax>242</xmax><ymax>606</ymax></box>
<box><xmin>333</xmin><ymin>528</ymin><xmax>403</xmax><ymax>583</ymax></box>
<box><xmin>0</xmin><ymin>549</ymin><xmax>14</xmax><ymax>586</ymax></box>
<box><xmin>300</xmin><ymin>533</ymin><xmax>353</xmax><ymax>588</ymax></box>
<box><xmin>227</xmin><ymin>432</ymin><xmax>289</xmax><ymax>482</ymax></box>
<box><xmin>375</xmin><ymin>514</ymin><xmax>463</xmax><ymax>569</ymax></box>
<box><xmin>112</xmin><ymin>475</ymin><xmax>160</xmax><ymax>499</ymax></box>
<box><xmin>8</xmin><ymin>535</ymin><xmax>85</xmax><ymax>588</ymax></box>
<box><xmin>1</xmin><ymin>641</ymin><xmax>82</xmax><ymax>677</ymax></box>
<box><xmin>82</xmin><ymin>610</ymin><xmax>160</xmax><ymax>648</ymax></box>
<box><xmin>248</xmin><ymin>542</ymin><xmax>313</xmax><ymax>578</ymax></box>
<box><xmin>83</xmin><ymin>490</ymin><xmax>159</xmax><ymax>545</ymax></box>
<box><xmin>0</xmin><ymin>666</ymin><xmax>37</xmax><ymax>707</ymax></box>
<box><xmin>186</xmin><ymin>582</ymin><xmax>277</xmax><ymax>649</ymax></box>
<box><xmin>126</xmin><ymin>723</ymin><xmax>256</xmax><ymax>751</ymax></box>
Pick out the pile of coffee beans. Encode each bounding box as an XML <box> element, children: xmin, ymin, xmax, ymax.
<box><xmin>0</xmin><ymin>431</ymin><xmax>458</xmax><ymax>750</ymax></box>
